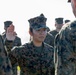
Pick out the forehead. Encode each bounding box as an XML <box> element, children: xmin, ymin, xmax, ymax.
<box><xmin>55</xmin><ymin>22</ymin><xmax>63</xmax><ymax>25</ymax></box>
<box><xmin>72</xmin><ymin>0</ymin><xmax>76</xmax><ymax>3</ymax></box>
<box><xmin>33</xmin><ymin>28</ymin><xmax>47</xmax><ymax>31</ymax></box>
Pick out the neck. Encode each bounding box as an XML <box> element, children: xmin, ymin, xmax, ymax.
<box><xmin>56</xmin><ymin>28</ymin><xmax>60</xmax><ymax>32</ymax></box>
<box><xmin>33</xmin><ymin>40</ymin><xmax>42</xmax><ymax>47</ymax></box>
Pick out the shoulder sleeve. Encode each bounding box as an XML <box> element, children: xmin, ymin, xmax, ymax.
<box><xmin>15</xmin><ymin>36</ymin><xmax>22</xmax><ymax>45</ymax></box>
<box><xmin>8</xmin><ymin>46</ymin><xmax>20</xmax><ymax>66</ymax></box>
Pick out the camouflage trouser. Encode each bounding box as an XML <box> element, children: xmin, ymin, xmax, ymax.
<box><xmin>12</xmin><ymin>66</ymin><xmax>17</xmax><ymax>75</ymax></box>
<box><xmin>12</xmin><ymin>63</ymin><xmax>19</xmax><ymax>75</ymax></box>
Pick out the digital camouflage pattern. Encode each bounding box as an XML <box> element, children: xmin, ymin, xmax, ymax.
<box><xmin>2</xmin><ymin>33</ymin><xmax>22</xmax><ymax>51</ymax></box>
<box><xmin>28</xmin><ymin>14</ymin><xmax>47</xmax><ymax>30</ymax></box>
<box><xmin>44</xmin><ymin>32</ymin><xmax>54</xmax><ymax>47</ymax></box>
<box><xmin>2</xmin><ymin>33</ymin><xmax>22</xmax><ymax>75</ymax></box>
<box><xmin>49</xmin><ymin>30</ymin><xmax>58</xmax><ymax>38</ymax></box>
<box><xmin>44</xmin><ymin>30</ymin><xmax>58</xmax><ymax>47</ymax></box>
<box><xmin>54</xmin><ymin>21</ymin><xmax>76</xmax><ymax>75</ymax></box>
<box><xmin>9</xmin><ymin>41</ymin><xmax>54</xmax><ymax>75</ymax></box>
<box><xmin>0</xmin><ymin>35</ymin><xmax>13</xmax><ymax>75</ymax></box>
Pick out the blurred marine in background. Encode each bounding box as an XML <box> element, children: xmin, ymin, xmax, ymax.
<box><xmin>2</xmin><ymin>21</ymin><xmax>22</xmax><ymax>75</ymax></box>
<box><xmin>0</xmin><ymin>35</ymin><xmax>13</xmax><ymax>75</ymax></box>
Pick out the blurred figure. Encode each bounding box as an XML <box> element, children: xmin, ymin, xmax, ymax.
<box><xmin>9</xmin><ymin>14</ymin><xmax>54</xmax><ymax>75</ymax></box>
<box><xmin>47</xmin><ymin>26</ymin><xmax>50</xmax><ymax>32</ymax></box>
<box><xmin>50</xmin><ymin>17</ymin><xmax>64</xmax><ymax>38</ymax></box>
<box><xmin>0</xmin><ymin>35</ymin><xmax>13</xmax><ymax>75</ymax></box>
<box><xmin>44</xmin><ymin>17</ymin><xmax>64</xmax><ymax>47</ymax></box>
<box><xmin>54</xmin><ymin>0</ymin><xmax>76</xmax><ymax>75</ymax></box>
<box><xmin>65</xmin><ymin>19</ymin><xmax>70</xmax><ymax>23</ymax></box>
<box><xmin>2</xmin><ymin>21</ymin><xmax>22</xmax><ymax>75</ymax></box>
<box><xmin>44</xmin><ymin>32</ymin><xmax>54</xmax><ymax>47</ymax></box>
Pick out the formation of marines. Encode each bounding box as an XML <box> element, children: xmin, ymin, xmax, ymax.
<box><xmin>0</xmin><ymin>0</ymin><xmax>76</xmax><ymax>75</ymax></box>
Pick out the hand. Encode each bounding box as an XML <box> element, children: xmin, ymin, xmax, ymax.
<box><xmin>6</xmin><ymin>25</ymin><xmax>16</xmax><ymax>41</ymax></box>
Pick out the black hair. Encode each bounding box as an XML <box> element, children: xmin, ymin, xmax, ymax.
<box><xmin>29</xmin><ymin>27</ymin><xmax>33</xmax><ymax>33</ymax></box>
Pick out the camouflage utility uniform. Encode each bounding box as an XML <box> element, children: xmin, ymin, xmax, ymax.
<box><xmin>2</xmin><ymin>33</ymin><xmax>22</xmax><ymax>51</ymax></box>
<box><xmin>45</xmin><ymin>17</ymin><xmax>64</xmax><ymax>47</ymax></box>
<box><xmin>49</xmin><ymin>30</ymin><xmax>58</xmax><ymax>38</ymax></box>
<box><xmin>2</xmin><ymin>33</ymin><xmax>22</xmax><ymax>75</ymax></box>
<box><xmin>54</xmin><ymin>21</ymin><xmax>76</xmax><ymax>75</ymax></box>
<box><xmin>0</xmin><ymin>35</ymin><xmax>13</xmax><ymax>75</ymax></box>
<box><xmin>44</xmin><ymin>30</ymin><xmax>58</xmax><ymax>47</ymax></box>
<box><xmin>9</xmin><ymin>41</ymin><xmax>54</xmax><ymax>75</ymax></box>
<box><xmin>44</xmin><ymin>32</ymin><xmax>54</xmax><ymax>47</ymax></box>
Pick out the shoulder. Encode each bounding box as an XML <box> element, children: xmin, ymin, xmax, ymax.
<box><xmin>14</xmin><ymin>42</ymin><xmax>31</xmax><ymax>50</ymax></box>
<box><xmin>15</xmin><ymin>36</ymin><xmax>21</xmax><ymax>40</ymax></box>
<box><xmin>1</xmin><ymin>32</ymin><xmax>5</xmax><ymax>36</ymax></box>
<box><xmin>0</xmin><ymin>34</ymin><xmax>4</xmax><ymax>42</ymax></box>
<box><xmin>44</xmin><ymin>42</ymin><xmax>54</xmax><ymax>51</ymax></box>
<box><xmin>1</xmin><ymin>32</ymin><xmax>6</xmax><ymax>38</ymax></box>
<box><xmin>46</xmin><ymin>32</ymin><xmax>54</xmax><ymax>38</ymax></box>
<box><xmin>12</xmin><ymin>42</ymin><xmax>33</xmax><ymax>50</ymax></box>
<box><xmin>11</xmin><ymin>45</ymin><xmax>25</xmax><ymax>52</ymax></box>
<box><xmin>0</xmin><ymin>34</ymin><xmax>2</xmax><ymax>38</ymax></box>
<box><xmin>60</xmin><ymin>20</ymin><xmax>76</xmax><ymax>34</ymax></box>
<box><xmin>15</xmin><ymin>36</ymin><xmax>22</xmax><ymax>44</ymax></box>
<box><xmin>57</xmin><ymin>20</ymin><xmax>76</xmax><ymax>43</ymax></box>
<box><xmin>49</xmin><ymin>30</ymin><xmax>57</xmax><ymax>33</ymax></box>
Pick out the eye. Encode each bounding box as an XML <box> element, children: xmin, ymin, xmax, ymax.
<box><xmin>36</xmin><ymin>29</ymin><xmax>41</xmax><ymax>32</ymax></box>
<box><xmin>44</xmin><ymin>29</ymin><xmax>47</xmax><ymax>31</ymax></box>
<box><xmin>36</xmin><ymin>28</ymin><xmax>47</xmax><ymax>33</ymax></box>
<box><xmin>37</xmin><ymin>30</ymin><xmax>40</xmax><ymax>31</ymax></box>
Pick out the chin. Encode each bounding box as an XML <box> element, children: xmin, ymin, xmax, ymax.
<box><xmin>73</xmin><ymin>10</ymin><xmax>76</xmax><ymax>17</ymax></box>
<box><xmin>38</xmin><ymin>40</ymin><xmax>44</xmax><ymax>42</ymax></box>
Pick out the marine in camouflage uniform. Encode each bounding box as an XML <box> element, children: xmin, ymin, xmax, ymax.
<box><xmin>49</xmin><ymin>18</ymin><xmax>64</xmax><ymax>38</ymax></box>
<box><xmin>0</xmin><ymin>34</ymin><xmax>13</xmax><ymax>75</ymax></box>
<box><xmin>49</xmin><ymin>30</ymin><xmax>58</xmax><ymax>39</ymax></box>
<box><xmin>65</xmin><ymin>19</ymin><xmax>70</xmax><ymax>24</ymax></box>
<box><xmin>44</xmin><ymin>18</ymin><xmax>64</xmax><ymax>47</ymax></box>
<box><xmin>2</xmin><ymin>21</ymin><xmax>22</xmax><ymax>75</ymax></box>
<box><xmin>9</xmin><ymin>13</ymin><xmax>54</xmax><ymax>75</ymax></box>
<box><xmin>2</xmin><ymin>33</ymin><xmax>22</xmax><ymax>53</ymax></box>
<box><xmin>44</xmin><ymin>27</ymin><xmax>54</xmax><ymax>47</ymax></box>
<box><xmin>54</xmin><ymin>20</ymin><xmax>76</xmax><ymax>75</ymax></box>
<box><xmin>54</xmin><ymin>0</ymin><xmax>76</xmax><ymax>75</ymax></box>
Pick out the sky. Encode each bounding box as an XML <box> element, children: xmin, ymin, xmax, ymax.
<box><xmin>0</xmin><ymin>0</ymin><xmax>75</xmax><ymax>44</ymax></box>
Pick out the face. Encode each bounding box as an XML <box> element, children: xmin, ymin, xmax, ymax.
<box><xmin>55</xmin><ymin>23</ymin><xmax>63</xmax><ymax>30</ymax></box>
<box><xmin>6</xmin><ymin>24</ymin><xmax>14</xmax><ymax>33</ymax></box>
<box><xmin>71</xmin><ymin>0</ymin><xmax>76</xmax><ymax>17</ymax></box>
<box><xmin>30</xmin><ymin>28</ymin><xmax>47</xmax><ymax>43</ymax></box>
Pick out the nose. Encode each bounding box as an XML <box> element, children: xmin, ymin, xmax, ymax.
<box><xmin>39</xmin><ymin>30</ymin><xmax>47</xmax><ymax>35</ymax></box>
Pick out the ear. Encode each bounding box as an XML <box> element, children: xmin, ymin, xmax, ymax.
<box><xmin>29</xmin><ymin>30</ymin><xmax>33</xmax><ymax>36</ymax></box>
<box><xmin>4</xmin><ymin>27</ymin><xmax>6</xmax><ymax>31</ymax></box>
<box><xmin>55</xmin><ymin>24</ymin><xmax>56</xmax><ymax>27</ymax></box>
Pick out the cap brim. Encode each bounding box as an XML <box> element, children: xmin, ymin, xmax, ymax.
<box><xmin>34</xmin><ymin>27</ymin><xmax>47</xmax><ymax>30</ymax></box>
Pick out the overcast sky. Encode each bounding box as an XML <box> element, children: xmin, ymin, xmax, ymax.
<box><xmin>0</xmin><ymin>0</ymin><xmax>75</xmax><ymax>44</ymax></box>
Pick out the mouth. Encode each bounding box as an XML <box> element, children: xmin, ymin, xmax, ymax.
<box><xmin>39</xmin><ymin>36</ymin><xmax>45</xmax><ymax>39</ymax></box>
